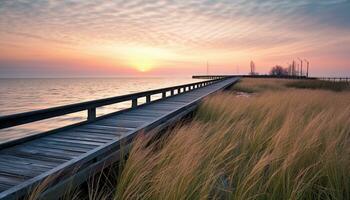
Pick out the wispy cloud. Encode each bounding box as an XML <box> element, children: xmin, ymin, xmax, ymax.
<box><xmin>0</xmin><ymin>0</ymin><xmax>349</xmax><ymax>76</ymax></box>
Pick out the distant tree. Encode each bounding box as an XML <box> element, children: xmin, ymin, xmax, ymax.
<box><xmin>270</xmin><ymin>65</ymin><xmax>289</xmax><ymax>76</ymax></box>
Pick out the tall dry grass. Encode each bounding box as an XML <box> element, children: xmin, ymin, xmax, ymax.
<box><xmin>26</xmin><ymin>78</ymin><xmax>350</xmax><ymax>199</ymax></box>
<box><xmin>231</xmin><ymin>78</ymin><xmax>293</xmax><ymax>93</ymax></box>
<box><xmin>232</xmin><ymin>78</ymin><xmax>349</xmax><ymax>93</ymax></box>
<box><xmin>115</xmin><ymin>86</ymin><xmax>350</xmax><ymax>199</ymax></box>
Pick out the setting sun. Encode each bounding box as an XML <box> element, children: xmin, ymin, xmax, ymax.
<box><xmin>131</xmin><ymin>58</ymin><xmax>154</xmax><ymax>72</ymax></box>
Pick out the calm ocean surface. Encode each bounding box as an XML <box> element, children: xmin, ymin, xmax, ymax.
<box><xmin>0</xmin><ymin>77</ymin><xmax>200</xmax><ymax>143</ymax></box>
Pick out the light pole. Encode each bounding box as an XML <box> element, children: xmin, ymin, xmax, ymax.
<box><xmin>304</xmin><ymin>59</ymin><xmax>309</xmax><ymax>77</ymax></box>
<box><xmin>297</xmin><ymin>58</ymin><xmax>303</xmax><ymax>77</ymax></box>
<box><xmin>287</xmin><ymin>62</ymin><xmax>291</xmax><ymax>76</ymax></box>
<box><xmin>292</xmin><ymin>60</ymin><xmax>296</xmax><ymax>76</ymax></box>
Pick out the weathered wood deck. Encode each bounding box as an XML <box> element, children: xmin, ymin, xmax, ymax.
<box><xmin>0</xmin><ymin>77</ymin><xmax>238</xmax><ymax>199</ymax></box>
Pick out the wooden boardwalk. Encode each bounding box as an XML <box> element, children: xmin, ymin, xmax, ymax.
<box><xmin>0</xmin><ymin>77</ymin><xmax>238</xmax><ymax>199</ymax></box>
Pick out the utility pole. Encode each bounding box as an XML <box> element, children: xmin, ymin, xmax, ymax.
<box><xmin>304</xmin><ymin>59</ymin><xmax>309</xmax><ymax>77</ymax></box>
<box><xmin>297</xmin><ymin>64</ymin><xmax>300</xmax><ymax>77</ymax></box>
<box><xmin>287</xmin><ymin>62</ymin><xmax>291</xmax><ymax>76</ymax></box>
<box><xmin>250</xmin><ymin>60</ymin><xmax>256</xmax><ymax>75</ymax></box>
<box><xmin>298</xmin><ymin>58</ymin><xmax>303</xmax><ymax>77</ymax></box>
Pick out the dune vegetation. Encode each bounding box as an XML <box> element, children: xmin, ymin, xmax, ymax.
<box><xmin>115</xmin><ymin>78</ymin><xmax>350</xmax><ymax>200</ymax></box>
<box><xmin>28</xmin><ymin>78</ymin><xmax>350</xmax><ymax>200</ymax></box>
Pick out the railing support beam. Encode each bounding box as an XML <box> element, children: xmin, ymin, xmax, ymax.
<box><xmin>87</xmin><ymin>108</ymin><xmax>96</xmax><ymax>121</ymax></box>
<box><xmin>146</xmin><ymin>95</ymin><xmax>151</xmax><ymax>103</ymax></box>
<box><xmin>132</xmin><ymin>99</ymin><xmax>138</xmax><ymax>108</ymax></box>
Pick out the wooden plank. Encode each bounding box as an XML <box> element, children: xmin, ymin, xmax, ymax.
<box><xmin>109</xmin><ymin>117</ymin><xmax>154</xmax><ymax>123</ymax></box>
<box><xmin>78</xmin><ymin>124</ymin><xmax>133</xmax><ymax>133</ymax></box>
<box><xmin>29</xmin><ymin>140</ymin><xmax>95</xmax><ymax>152</ymax></box>
<box><xmin>72</xmin><ymin>127</ymin><xmax>127</xmax><ymax>136</ymax></box>
<box><xmin>14</xmin><ymin>145</ymin><xmax>82</xmax><ymax>158</ymax></box>
<box><xmin>43</xmin><ymin>137</ymin><xmax>104</xmax><ymax>146</ymax></box>
<box><xmin>2</xmin><ymin>148</ymin><xmax>75</xmax><ymax>161</ymax></box>
<box><xmin>0</xmin><ymin>155</ymin><xmax>58</xmax><ymax>168</ymax></box>
<box><xmin>103</xmin><ymin>117</ymin><xmax>149</xmax><ymax>123</ymax></box>
<box><xmin>147</xmin><ymin>102</ymin><xmax>187</xmax><ymax>107</ymax></box>
<box><xmin>117</xmin><ymin>113</ymin><xmax>156</xmax><ymax>120</ymax></box>
<box><xmin>0</xmin><ymin>174</ymin><xmax>26</xmax><ymax>186</ymax></box>
<box><xmin>0</xmin><ymin>165</ymin><xmax>41</xmax><ymax>178</ymax></box>
<box><xmin>49</xmin><ymin>134</ymin><xmax>111</xmax><ymax>144</ymax></box>
<box><xmin>0</xmin><ymin>179</ymin><xmax>17</xmax><ymax>192</ymax></box>
<box><xmin>95</xmin><ymin>119</ymin><xmax>146</xmax><ymax>129</ymax></box>
<box><xmin>0</xmin><ymin>157</ymin><xmax>54</xmax><ymax>171</ymax></box>
<box><xmin>0</xmin><ymin>161</ymin><xmax>48</xmax><ymax>175</ymax></box>
<box><xmin>28</xmin><ymin>142</ymin><xmax>89</xmax><ymax>154</ymax></box>
<box><xmin>0</xmin><ymin>150</ymin><xmax>67</xmax><ymax>166</ymax></box>
<box><xmin>143</xmin><ymin>105</ymin><xmax>179</xmax><ymax>111</ymax></box>
<box><xmin>59</xmin><ymin>131</ymin><xmax>118</xmax><ymax>140</ymax></box>
<box><xmin>120</xmin><ymin>111</ymin><xmax>163</xmax><ymax>118</ymax></box>
<box><xmin>0</xmin><ymin>149</ymin><xmax>70</xmax><ymax>164</ymax></box>
<box><xmin>0</xmin><ymin>183</ymin><xmax>15</xmax><ymax>192</ymax></box>
<box><xmin>129</xmin><ymin>109</ymin><xmax>168</xmax><ymax>115</ymax></box>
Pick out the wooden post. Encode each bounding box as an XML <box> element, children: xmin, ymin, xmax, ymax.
<box><xmin>171</xmin><ymin>90</ymin><xmax>174</xmax><ymax>96</ymax></box>
<box><xmin>162</xmin><ymin>92</ymin><xmax>166</xmax><ymax>99</ymax></box>
<box><xmin>87</xmin><ymin>108</ymin><xmax>96</xmax><ymax>121</ymax></box>
<box><xmin>132</xmin><ymin>98</ymin><xmax>137</xmax><ymax>108</ymax></box>
<box><xmin>146</xmin><ymin>95</ymin><xmax>151</xmax><ymax>103</ymax></box>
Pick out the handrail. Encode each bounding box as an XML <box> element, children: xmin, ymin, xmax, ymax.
<box><xmin>192</xmin><ymin>75</ymin><xmax>312</xmax><ymax>79</ymax></box>
<box><xmin>317</xmin><ymin>77</ymin><xmax>350</xmax><ymax>83</ymax></box>
<box><xmin>193</xmin><ymin>75</ymin><xmax>350</xmax><ymax>82</ymax></box>
<box><xmin>0</xmin><ymin>78</ymin><xmax>225</xmax><ymax>130</ymax></box>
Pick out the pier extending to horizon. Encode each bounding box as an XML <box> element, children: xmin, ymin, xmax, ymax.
<box><xmin>0</xmin><ymin>77</ymin><xmax>239</xmax><ymax>200</ymax></box>
<box><xmin>193</xmin><ymin>75</ymin><xmax>350</xmax><ymax>84</ymax></box>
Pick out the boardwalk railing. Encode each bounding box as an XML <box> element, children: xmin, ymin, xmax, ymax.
<box><xmin>193</xmin><ymin>75</ymin><xmax>312</xmax><ymax>79</ymax></box>
<box><xmin>317</xmin><ymin>77</ymin><xmax>350</xmax><ymax>83</ymax></box>
<box><xmin>193</xmin><ymin>75</ymin><xmax>350</xmax><ymax>85</ymax></box>
<box><xmin>0</xmin><ymin>78</ymin><xmax>222</xmax><ymax>131</ymax></box>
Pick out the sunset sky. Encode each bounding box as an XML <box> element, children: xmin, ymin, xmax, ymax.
<box><xmin>0</xmin><ymin>0</ymin><xmax>349</xmax><ymax>77</ymax></box>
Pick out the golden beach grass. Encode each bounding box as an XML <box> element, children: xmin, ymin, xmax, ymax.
<box><xmin>115</xmin><ymin>79</ymin><xmax>350</xmax><ymax>200</ymax></box>
<box><xmin>27</xmin><ymin>78</ymin><xmax>350</xmax><ymax>200</ymax></box>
